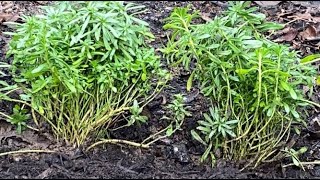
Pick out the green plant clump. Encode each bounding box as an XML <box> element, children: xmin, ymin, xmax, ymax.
<box><xmin>5</xmin><ymin>1</ymin><xmax>168</xmax><ymax>146</ymax></box>
<box><xmin>163</xmin><ymin>1</ymin><xmax>318</xmax><ymax>168</ymax></box>
<box><xmin>165</xmin><ymin>94</ymin><xmax>192</xmax><ymax>136</ymax></box>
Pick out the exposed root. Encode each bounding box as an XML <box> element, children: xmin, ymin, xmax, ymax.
<box><xmin>86</xmin><ymin>139</ymin><xmax>149</xmax><ymax>152</ymax></box>
<box><xmin>0</xmin><ymin>149</ymin><xmax>56</xmax><ymax>157</ymax></box>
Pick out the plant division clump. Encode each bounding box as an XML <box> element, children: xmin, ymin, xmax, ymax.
<box><xmin>163</xmin><ymin>1</ymin><xmax>318</xmax><ymax>168</ymax></box>
<box><xmin>5</xmin><ymin>1</ymin><xmax>168</xmax><ymax>146</ymax></box>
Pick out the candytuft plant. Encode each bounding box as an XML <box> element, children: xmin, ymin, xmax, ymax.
<box><xmin>163</xmin><ymin>1</ymin><xmax>319</xmax><ymax>168</ymax></box>
<box><xmin>5</xmin><ymin>1</ymin><xmax>168</xmax><ymax>146</ymax></box>
<box><xmin>191</xmin><ymin>107</ymin><xmax>238</xmax><ymax>163</ymax></box>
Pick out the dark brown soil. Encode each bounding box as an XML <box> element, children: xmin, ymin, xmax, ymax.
<box><xmin>1</xmin><ymin>1</ymin><xmax>320</xmax><ymax>179</ymax></box>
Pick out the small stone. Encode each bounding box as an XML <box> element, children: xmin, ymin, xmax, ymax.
<box><xmin>171</xmin><ymin>143</ymin><xmax>190</xmax><ymax>163</ymax></box>
<box><xmin>13</xmin><ymin>156</ymin><xmax>22</xmax><ymax>162</ymax></box>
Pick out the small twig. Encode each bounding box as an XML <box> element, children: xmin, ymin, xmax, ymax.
<box><xmin>26</xmin><ymin>124</ymin><xmax>40</xmax><ymax>131</ymax></box>
<box><xmin>0</xmin><ymin>149</ymin><xmax>56</xmax><ymax>157</ymax></box>
<box><xmin>86</xmin><ymin>139</ymin><xmax>149</xmax><ymax>151</ymax></box>
<box><xmin>282</xmin><ymin>161</ymin><xmax>320</xmax><ymax>168</ymax></box>
<box><xmin>141</xmin><ymin>125</ymin><xmax>169</xmax><ymax>144</ymax></box>
<box><xmin>31</xmin><ymin>108</ymin><xmax>39</xmax><ymax>127</ymax></box>
<box><xmin>284</xmin><ymin>19</ymin><xmax>298</xmax><ymax>26</ymax></box>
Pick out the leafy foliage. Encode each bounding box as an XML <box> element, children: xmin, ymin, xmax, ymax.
<box><xmin>282</xmin><ymin>146</ymin><xmax>308</xmax><ymax>170</ymax></box>
<box><xmin>0</xmin><ymin>63</ymin><xmax>30</xmax><ymax>133</ymax></box>
<box><xmin>163</xmin><ymin>1</ymin><xmax>318</xmax><ymax>168</ymax></box>
<box><xmin>129</xmin><ymin>100</ymin><xmax>148</xmax><ymax>125</ymax></box>
<box><xmin>5</xmin><ymin>1</ymin><xmax>168</xmax><ymax>146</ymax></box>
<box><xmin>141</xmin><ymin>94</ymin><xmax>191</xmax><ymax>146</ymax></box>
<box><xmin>165</xmin><ymin>94</ymin><xmax>192</xmax><ymax>136</ymax></box>
<box><xmin>8</xmin><ymin>105</ymin><xmax>30</xmax><ymax>134</ymax></box>
<box><xmin>191</xmin><ymin>107</ymin><xmax>238</xmax><ymax>164</ymax></box>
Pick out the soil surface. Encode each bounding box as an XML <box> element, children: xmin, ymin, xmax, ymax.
<box><xmin>1</xmin><ymin>1</ymin><xmax>320</xmax><ymax>179</ymax></box>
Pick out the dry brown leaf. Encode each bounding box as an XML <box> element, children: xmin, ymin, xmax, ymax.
<box><xmin>274</xmin><ymin>28</ymin><xmax>298</xmax><ymax>42</ymax></box>
<box><xmin>254</xmin><ymin>1</ymin><xmax>281</xmax><ymax>7</ymax></box>
<box><xmin>274</xmin><ymin>27</ymin><xmax>291</xmax><ymax>35</ymax></box>
<box><xmin>0</xmin><ymin>13</ymin><xmax>19</xmax><ymax>23</ymax></box>
<box><xmin>299</xmin><ymin>25</ymin><xmax>317</xmax><ymax>40</ymax></box>
<box><xmin>283</xmin><ymin>30</ymin><xmax>299</xmax><ymax>41</ymax></box>
<box><xmin>200</xmin><ymin>12</ymin><xmax>212</xmax><ymax>22</ymax></box>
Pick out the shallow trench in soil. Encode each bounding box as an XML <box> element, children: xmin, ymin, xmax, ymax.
<box><xmin>0</xmin><ymin>1</ymin><xmax>320</xmax><ymax>179</ymax></box>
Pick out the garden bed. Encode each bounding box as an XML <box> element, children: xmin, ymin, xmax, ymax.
<box><xmin>0</xmin><ymin>1</ymin><xmax>320</xmax><ymax>179</ymax></box>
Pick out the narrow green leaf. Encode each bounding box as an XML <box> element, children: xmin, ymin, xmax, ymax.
<box><xmin>111</xmin><ymin>86</ymin><xmax>117</xmax><ymax>92</ymax></box>
<box><xmin>191</xmin><ymin>130</ymin><xmax>207</xmax><ymax>145</ymax></box>
<box><xmin>203</xmin><ymin>113</ymin><xmax>212</xmax><ymax>123</ymax></box>
<box><xmin>166</xmin><ymin>124</ymin><xmax>173</xmax><ymax>136</ymax></box>
<box><xmin>207</xmin><ymin>44</ymin><xmax>220</xmax><ymax>49</ymax></box>
<box><xmin>300</xmin><ymin>54</ymin><xmax>320</xmax><ymax>64</ymax></box>
<box><xmin>292</xmin><ymin>156</ymin><xmax>300</xmax><ymax>167</ymax></box>
<box><xmin>236</xmin><ymin>68</ymin><xmax>252</xmax><ymax>75</ymax></box>
<box><xmin>31</xmin><ymin>64</ymin><xmax>47</xmax><ymax>74</ymax></box>
<box><xmin>64</xmin><ymin>81</ymin><xmax>77</xmax><ymax>93</ymax></box>
<box><xmin>201</xmin><ymin>142</ymin><xmax>212</xmax><ymax>162</ymax></box>
<box><xmin>283</xmin><ymin>103</ymin><xmax>290</xmax><ymax>114</ymax></box>
<box><xmin>267</xmin><ymin>107</ymin><xmax>273</xmax><ymax>117</ymax></box>
<box><xmin>198</xmin><ymin>120</ymin><xmax>212</xmax><ymax>127</ymax></box>
<box><xmin>298</xmin><ymin>147</ymin><xmax>308</xmax><ymax>154</ymax></box>
<box><xmin>221</xmin><ymin>124</ymin><xmax>233</xmax><ymax>130</ymax></box>
<box><xmin>294</xmin><ymin>126</ymin><xmax>301</xmax><ymax>135</ymax></box>
<box><xmin>141</xmin><ymin>73</ymin><xmax>147</xmax><ymax>81</ymax></box>
<box><xmin>77</xmin><ymin>15</ymin><xmax>90</xmax><ymax>41</ymax></box>
<box><xmin>221</xmin><ymin>128</ymin><xmax>226</xmax><ymax>138</ymax></box>
<box><xmin>196</xmin><ymin>34</ymin><xmax>210</xmax><ymax>40</ymax></box>
<box><xmin>291</xmin><ymin>109</ymin><xmax>300</xmax><ymax>119</ymax></box>
<box><xmin>242</xmin><ymin>40</ymin><xmax>263</xmax><ymax>49</ymax></box>
<box><xmin>208</xmin><ymin>129</ymin><xmax>216</xmax><ymax>139</ymax></box>
<box><xmin>225</xmin><ymin>120</ymin><xmax>238</xmax><ymax>125</ymax></box>
<box><xmin>95</xmin><ymin>26</ymin><xmax>101</xmax><ymax>41</ymax></box>
<box><xmin>225</xmin><ymin>129</ymin><xmax>236</xmax><ymax>137</ymax></box>
<box><xmin>187</xmin><ymin>71</ymin><xmax>195</xmax><ymax>92</ymax></box>
<box><xmin>256</xmin><ymin>22</ymin><xmax>285</xmax><ymax>31</ymax></box>
<box><xmin>197</xmin><ymin>126</ymin><xmax>211</xmax><ymax>133</ymax></box>
<box><xmin>289</xmin><ymin>88</ymin><xmax>297</xmax><ymax>100</ymax></box>
<box><xmin>280</xmin><ymin>81</ymin><xmax>290</xmax><ymax>91</ymax></box>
